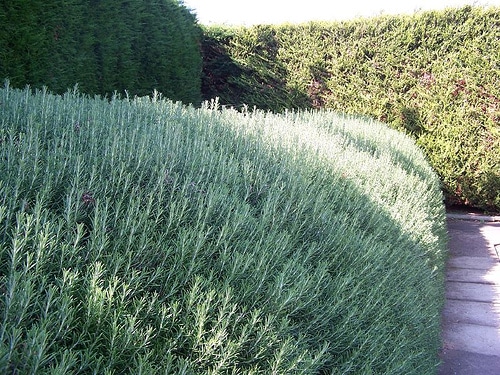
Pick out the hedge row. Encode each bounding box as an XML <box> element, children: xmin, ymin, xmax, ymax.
<box><xmin>0</xmin><ymin>0</ymin><xmax>202</xmax><ymax>103</ymax></box>
<box><xmin>201</xmin><ymin>6</ymin><xmax>500</xmax><ymax>211</ymax></box>
<box><xmin>0</xmin><ymin>85</ymin><xmax>447</xmax><ymax>373</ymax></box>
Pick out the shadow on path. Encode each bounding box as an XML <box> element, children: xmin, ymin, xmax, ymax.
<box><xmin>438</xmin><ymin>218</ymin><xmax>500</xmax><ymax>375</ymax></box>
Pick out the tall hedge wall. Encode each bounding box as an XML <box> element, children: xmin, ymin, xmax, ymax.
<box><xmin>201</xmin><ymin>6</ymin><xmax>500</xmax><ymax>211</ymax></box>
<box><xmin>0</xmin><ymin>0</ymin><xmax>202</xmax><ymax>103</ymax></box>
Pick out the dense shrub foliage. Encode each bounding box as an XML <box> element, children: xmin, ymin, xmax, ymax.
<box><xmin>201</xmin><ymin>6</ymin><xmax>500</xmax><ymax>211</ymax></box>
<box><xmin>0</xmin><ymin>84</ymin><xmax>447</xmax><ymax>373</ymax></box>
<box><xmin>0</xmin><ymin>0</ymin><xmax>202</xmax><ymax>103</ymax></box>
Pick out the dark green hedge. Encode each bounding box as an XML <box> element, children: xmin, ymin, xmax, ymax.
<box><xmin>0</xmin><ymin>0</ymin><xmax>202</xmax><ymax>104</ymax></box>
<box><xmin>201</xmin><ymin>6</ymin><xmax>500</xmax><ymax>211</ymax></box>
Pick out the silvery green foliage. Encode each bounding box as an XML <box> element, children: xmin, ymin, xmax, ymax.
<box><xmin>0</xmin><ymin>84</ymin><xmax>446</xmax><ymax>374</ymax></box>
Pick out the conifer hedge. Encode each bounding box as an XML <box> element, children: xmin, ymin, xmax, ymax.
<box><xmin>201</xmin><ymin>6</ymin><xmax>500</xmax><ymax>211</ymax></box>
<box><xmin>0</xmin><ymin>0</ymin><xmax>202</xmax><ymax>104</ymax></box>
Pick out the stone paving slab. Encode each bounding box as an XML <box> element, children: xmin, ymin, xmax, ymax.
<box><xmin>446</xmin><ymin>281</ymin><xmax>500</xmax><ymax>303</ymax></box>
<box><xmin>438</xmin><ymin>350</ymin><xmax>500</xmax><ymax>375</ymax></box>
<box><xmin>447</xmin><ymin>213</ymin><xmax>500</xmax><ymax>222</ymax></box>
<box><xmin>446</xmin><ymin>267</ymin><xmax>500</xmax><ymax>285</ymax></box>
<box><xmin>447</xmin><ymin>256</ymin><xmax>499</xmax><ymax>270</ymax></box>
<box><xmin>446</xmin><ymin>219</ymin><xmax>500</xmax><ymax>258</ymax></box>
<box><xmin>441</xmin><ymin>322</ymin><xmax>500</xmax><ymax>356</ymax></box>
<box><xmin>442</xmin><ymin>299</ymin><xmax>500</xmax><ymax>327</ymax></box>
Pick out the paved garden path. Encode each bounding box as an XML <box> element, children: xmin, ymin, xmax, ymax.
<box><xmin>438</xmin><ymin>215</ymin><xmax>500</xmax><ymax>375</ymax></box>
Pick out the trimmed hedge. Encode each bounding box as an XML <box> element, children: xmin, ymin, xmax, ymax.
<box><xmin>0</xmin><ymin>0</ymin><xmax>202</xmax><ymax>103</ymax></box>
<box><xmin>0</xmin><ymin>84</ymin><xmax>446</xmax><ymax>374</ymax></box>
<box><xmin>201</xmin><ymin>6</ymin><xmax>500</xmax><ymax>211</ymax></box>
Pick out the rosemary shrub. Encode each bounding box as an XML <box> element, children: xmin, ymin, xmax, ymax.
<box><xmin>0</xmin><ymin>83</ymin><xmax>447</xmax><ymax>374</ymax></box>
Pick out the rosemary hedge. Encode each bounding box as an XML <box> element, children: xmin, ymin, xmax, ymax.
<box><xmin>0</xmin><ymin>83</ymin><xmax>447</xmax><ymax>374</ymax></box>
<box><xmin>201</xmin><ymin>5</ymin><xmax>500</xmax><ymax>211</ymax></box>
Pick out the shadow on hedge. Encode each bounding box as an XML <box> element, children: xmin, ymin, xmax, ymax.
<box><xmin>201</xmin><ymin>28</ymin><xmax>311</xmax><ymax>111</ymax></box>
